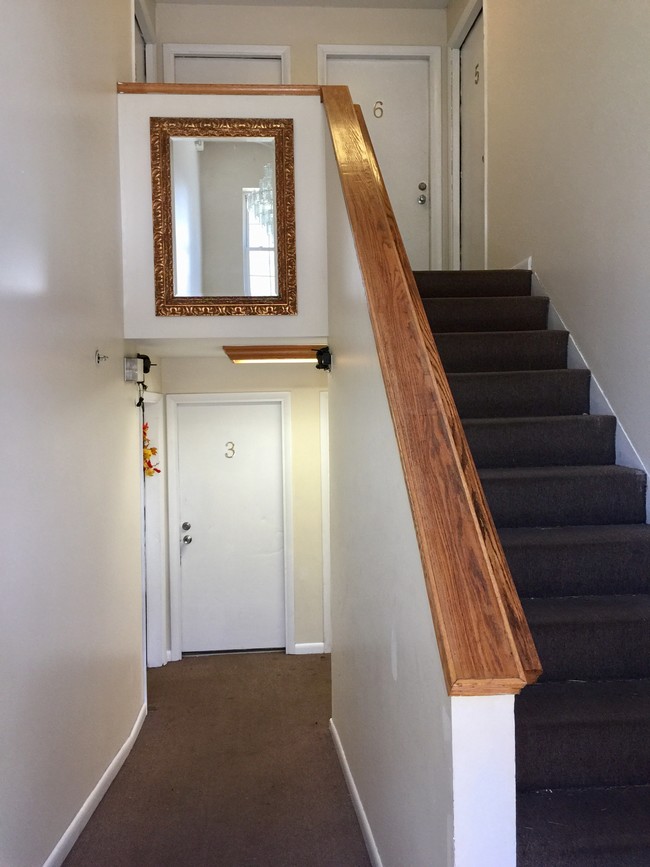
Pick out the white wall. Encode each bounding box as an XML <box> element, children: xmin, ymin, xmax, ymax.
<box><xmin>161</xmin><ymin>358</ymin><xmax>327</xmax><ymax>647</ymax></box>
<box><xmin>0</xmin><ymin>2</ymin><xmax>144</xmax><ymax>866</ymax></box>
<box><xmin>484</xmin><ymin>0</ymin><xmax>650</xmax><ymax>471</ymax></box>
<box><xmin>118</xmin><ymin>93</ymin><xmax>328</xmax><ymax>340</ymax></box>
<box><xmin>155</xmin><ymin>3</ymin><xmax>447</xmax><ymax>83</ymax></box>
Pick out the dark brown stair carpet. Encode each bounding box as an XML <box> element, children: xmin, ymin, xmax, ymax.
<box><xmin>464</xmin><ymin>415</ymin><xmax>616</xmax><ymax>468</ymax></box>
<box><xmin>500</xmin><ymin>524</ymin><xmax>650</xmax><ymax>597</ymax></box>
<box><xmin>423</xmin><ymin>295</ymin><xmax>549</xmax><ymax>332</ymax></box>
<box><xmin>63</xmin><ymin>653</ymin><xmax>371</xmax><ymax>867</ymax></box>
<box><xmin>448</xmin><ymin>368</ymin><xmax>591</xmax><ymax>418</ymax></box>
<box><xmin>517</xmin><ymin>785</ymin><xmax>650</xmax><ymax>867</ymax></box>
<box><xmin>479</xmin><ymin>465</ymin><xmax>647</xmax><ymax>528</ymax></box>
<box><xmin>433</xmin><ymin>329</ymin><xmax>568</xmax><ymax>372</ymax></box>
<box><xmin>522</xmin><ymin>595</ymin><xmax>650</xmax><ymax>682</ymax></box>
<box><xmin>414</xmin><ymin>268</ymin><xmax>532</xmax><ymax>297</ymax></box>
<box><xmin>418</xmin><ymin>268</ymin><xmax>650</xmax><ymax>865</ymax></box>
<box><xmin>516</xmin><ymin>679</ymin><xmax>650</xmax><ymax>790</ymax></box>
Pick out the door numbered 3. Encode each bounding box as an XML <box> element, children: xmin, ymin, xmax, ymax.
<box><xmin>225</xmin><ymin>441</ymin><xmax>235</xmax><ymax>459</ymax></box>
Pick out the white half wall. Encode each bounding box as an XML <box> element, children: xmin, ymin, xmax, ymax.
<box><xmin>118</xmin><ymin>93</ymin><xmax>328</xmax><ymax>340</ymax></box>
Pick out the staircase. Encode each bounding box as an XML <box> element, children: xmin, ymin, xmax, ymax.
<box><xmin>414</xmin><ymin>268</ymin><xmax>650</xmax><ymax>866</ymax></box>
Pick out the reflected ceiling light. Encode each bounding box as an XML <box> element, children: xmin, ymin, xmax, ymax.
<box><xmin>223</xmin><ymin>345</ymin><xmax>329</xmax><ymax>366</ymax></box>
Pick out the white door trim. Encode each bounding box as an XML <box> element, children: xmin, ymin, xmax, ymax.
<box><xmin>166</xmin><ymin>392</ymin><xmax>294</xmax><ymax>660</ymax></box>
<box><xmin>318</xmin><ymin>43</ymin><xmax>443</xmax><ymax>270</ymax></box>
<box><xmin>448</xmin><ymin>1</ymin><xmax>485</xmax><ymax>269</ymax></box>
<box><xmin>162</xmin><ymin>43</ymin><xmax>292</xmax><ymax>84</ymax></box>
<box><xmin>319</xmin><ymin>391</ymin><xmax>331</xmax><ymax>653</ymax></box>
<box><xmin>134</xmin><ymin>0</ymin><xmax>156</xmax><ymax>84</ymax></box>
<box><xmin>142</xmin><ymin>392</ymin><xmax>168</xmax><ymax>668</ymax></box>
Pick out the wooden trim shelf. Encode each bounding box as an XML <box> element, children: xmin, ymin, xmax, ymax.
<box><xmin>117</xmin><ymin>83</ymin><xmax>322</xmax><ymax>97</ymax></box>
<box><xmin>322</xmin><ymin>85</ymin><xmax>541</xmax><ymax>696</ymax></box>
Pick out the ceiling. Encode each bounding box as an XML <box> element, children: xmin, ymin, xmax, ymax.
<box><xmin>157</xmin><ymin>0</ymin><xmax>449</xmax><ymax>8</ymax></box>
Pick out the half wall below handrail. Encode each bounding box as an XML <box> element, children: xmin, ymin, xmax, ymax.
<box><xmin>322</xmin><ymin>84</ymin><xmax>541</xmax><ymax>696</ymax></box>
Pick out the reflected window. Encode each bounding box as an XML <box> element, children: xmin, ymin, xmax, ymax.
<box><xmin>243</xmin><ymin>190</ymin><xmax>276</xmax><ymax>296</ymax></box>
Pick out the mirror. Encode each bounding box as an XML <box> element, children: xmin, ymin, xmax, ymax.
<box><xmin>150</xmin><ymin>117</ymin><xmax>296</xmax><ymax>315</ymax></box>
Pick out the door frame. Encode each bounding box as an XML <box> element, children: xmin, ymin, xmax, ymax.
<box><xmin>448</xmin><ymin>0</ymin><xmax>484</xmax><ymax>269</ymax></box>
<box><xmin>318</xmin><ymin>44</ymin><xmax>443</xmax><ymax>270</ymax></box>
<box><xmin>142</xmin><ymin>392</ymin><xmax>169</xmax><ymax>669</ymax></box>
<box><xmin>134</xmin><ymin>0</ymin><xmax>156</xmax><ymax>83</ymax></box>
<box><xmin>166</xmin><ymin>392</ymin><xmax>294</xmax><ymax>660</ymax></box>
<box><xmin>162</xmin><ymin>43</ymin><xmax>292</xmax><ymax>84</ymax></box>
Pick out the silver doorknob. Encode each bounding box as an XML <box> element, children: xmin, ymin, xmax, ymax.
<box><xmin>418</xmin><ymin>194</ymin><xmax>427</xmax><ymax>205</ymax></box>
<box><xmin>182</xmin><ymin>521</ymin><xmax>191</xmax><ymax>531</ymax></box>
<box><xmin>182</xmin><ymin>535</ymin><xmax>192</xmax><ymax>545</ymax></box>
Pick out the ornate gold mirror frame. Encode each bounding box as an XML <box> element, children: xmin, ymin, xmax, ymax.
<box><xmin>150</xmin><ymin>116</ymin><xmax>297</xmax><ymax>315</ymax></box>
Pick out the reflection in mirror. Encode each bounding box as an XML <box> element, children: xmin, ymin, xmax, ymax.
<box><xmin>150</xmin><ymin>117</ymin><xmax>296</xmax><ymax>316</ymax></box>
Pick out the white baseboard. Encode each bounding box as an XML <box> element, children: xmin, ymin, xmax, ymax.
<box><xmin>329</xmin><ymin>719</ymin><xmax>383</xmax><ymax>867</ymax></box>
<box><xmin>43</xmin><ymin>702</ymin><xmax>147</xmax><ymax>867</ymax></box>
<box><xmin>292</xmin><ymin>642</ymin><xmax>326</xmax><ymax>655</ymax></box>
<box><xmin>531</xmin><ymin>268</ymin><xmax>650</xmax><ymax>515</ymax></box>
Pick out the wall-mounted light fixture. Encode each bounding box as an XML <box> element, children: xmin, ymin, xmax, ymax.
<box><xmin>223</xmin><ymin>345</ymin><xmax>330</xmax><ymax>367</ymax></box>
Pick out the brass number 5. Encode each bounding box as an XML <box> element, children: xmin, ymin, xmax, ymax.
<box><xmin>225</xmin><ymin>442</ymin><xmax>235</xmax><ymax>459</ymax></box>
<box><xmin>373</xmin><ymin>100</ymin><xmax>384</xmax><ymax>118</ymax></box>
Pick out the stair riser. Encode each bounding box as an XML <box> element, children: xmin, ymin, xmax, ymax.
<box><xmin>424</xmin><ymin>296</ymin><xmax>549</xmax><ymax>333</ymax></box>
<box><xmin>503</xmin><ymin>537</ymin><xmax>650</xmax><ymax>598</ymax></box>
<box><xmin>465</xmin><ymin>416</ymin><xmax>616</xmax><ymax>469</ymax></box>
<box><xmin>482</xmin><ymin>473</ymin><xmax>646</xmax><ymax>528</ymax></box>
<box><xmin>414</xmin><ymin>269</ymin><xmax>532</xmax><ymax>298</ymax></box>
<box><xmin>449</xmin><ymin>371</ymin><xmax>591</xmax><ymax>418</ymax></box>
<box><xmin>516</xmin><ymin>720</ymin><xmax>650</xmax><ymax>790</ymax></box>
<box><xmin>529</xmin><ymin>621</ymin><xmax>650</xmax><ymax>681</ymax></box>
<box><xmin>435</xmin><ymin>331</ymin><xmax>568</xmax><ymax>373</ymax></box>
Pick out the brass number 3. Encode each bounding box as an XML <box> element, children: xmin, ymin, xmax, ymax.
<box><xmin>225</xmin><ymin>442</ymin><xmax>235</xmax><ymax>459</ymax></box>
<box><xmin>373</xmin><ymin>100</ymin><xmax>384</xmax><ymax>118</ymax></box>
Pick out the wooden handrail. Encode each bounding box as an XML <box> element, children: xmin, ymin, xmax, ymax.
<box><xmin>323</xmin><ymin>85</ymin><xmax>541</xmax><ymax>695</ymax></box>
<box><xmin>117</xmin><ymin>83</ymin><xmax>322</xmax><ymax>97</ymax></box>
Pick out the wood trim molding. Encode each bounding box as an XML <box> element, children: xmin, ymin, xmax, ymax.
<box><xmin>117</xmin><ymin>82</ymin><xmax>322</xmax><ymax>97</ymax></box>
<box><xmin>322</xmin><ymin>85</ymin><xmax>540</xmax><ymax>696</ymax></box>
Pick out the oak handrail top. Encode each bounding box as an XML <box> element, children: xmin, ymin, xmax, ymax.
<box><xmin>117</xmin><ymin>83</ymin><xmax>322</xmax><ymax>97</ymax></box>
<box><xmin>322</xmin><ymin>85</ymin><xmax>541</xmax><ymax>696</ymax></box>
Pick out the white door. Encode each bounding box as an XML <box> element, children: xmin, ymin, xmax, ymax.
<box><xmin>163</xmin><ymin>44</ymin><xmax>289</xmax><ymax>84</ymax></box>
<box><xmin>174</xmin><ymin>397</ymin><xmax>287</xmax><ymax>653</ymax></box>
<box><xmin>460</xmin><ymin>12</ymin><xmax>485</xmax><ymax>269</ymax></box>
<box><xmin>321</xmin><ymin>47</ymin><xmax>442</xmax><ymax>270</ymax></box>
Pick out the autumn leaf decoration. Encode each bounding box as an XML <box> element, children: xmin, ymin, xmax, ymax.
<box><xmin>143</xmin><ymin>423</ymin><xmax>161</xmax><ymax>477</ymax></box>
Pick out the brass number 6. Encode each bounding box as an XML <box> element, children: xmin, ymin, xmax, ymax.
<box><xmin>373</xmin><ymin>100</ymin><xmax>384</xmax><ymax>118</ymax></box>
<box><xmin>225</xmin><ymin>442</ymin><xmax>235</xmax><ymax>459</ymax></box>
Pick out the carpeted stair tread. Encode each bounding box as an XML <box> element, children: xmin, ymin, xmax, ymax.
<box><xmin>414</xmin><ymin>268</ymin><xmax>532</xmax><ymax>298</ymax></box>
<box><xmin>500</xmin><ymin>524</ymin><xmax>650</xmax><ymax>597</ymax></box>
<box><xmin>517</xmin><ymin>785</ymin><xmax>650</xmax><ymax>867</ymax></box>
<box><xmin>463</xmin><ymin>415</ymin><xmax>616</xmax><ymax>468</ymax></box>
<box><xmin>522</xmin><ymin>595</ymin><xmax>650</xmax><ymax>681</ymax></box>
<box><xmin>516</xmin><ymin>679</ymin><xmax>650</xmax><ymax>790</ymax></box>
<box><xmin>434</xmin><ymin>330</ymin><xmax>568</xmax><ymax>372</ymax></box>
<box><xmin>479</xmin><ymin>465</ymin><xmax>647</xmax><ymax>528</ymax></box>
<box><xmin>423</xmin><ymin>295</ymin><xmax>549</xmax><ymax>332</ymax></box>
<box><xmin>449</xmin><ymin>369</ymin><xmax>591</xmax><ymax>418</ymax></box>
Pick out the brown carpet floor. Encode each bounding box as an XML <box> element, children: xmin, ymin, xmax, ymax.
<box><xmin>64</xmin><ymin>653</ymin><xmax>371</xmax><ymax>867</ymax></box>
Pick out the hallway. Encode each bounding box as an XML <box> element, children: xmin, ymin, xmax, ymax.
<box><xmin>64</xmin><ymin>654</ymin><xmax>371</xmax><ymax>867</ymax></box>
